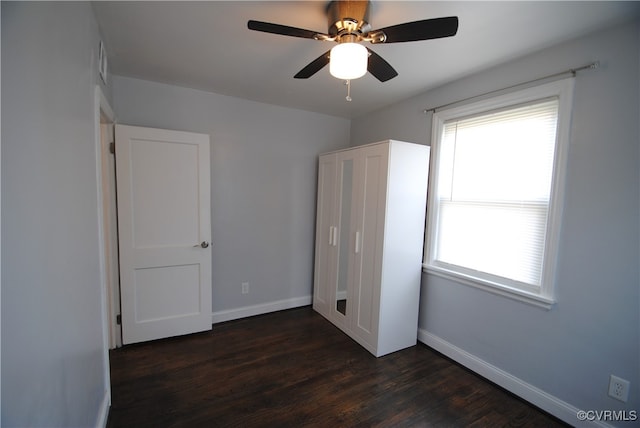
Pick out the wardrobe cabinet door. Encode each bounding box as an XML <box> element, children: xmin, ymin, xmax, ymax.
<box><xmin>330</xmin><ymin>151</ymin><xmax>358</xmax><ymax>330</ymax></box>
<box><xmin>312</xmin><ymin>154</ymin><xmax>337</xmax><ymax>318</ymax></box>
<box><xmin>350</xmin><ymin>144</ymin><xmax>389</xmax><ymax>349</ymax></box>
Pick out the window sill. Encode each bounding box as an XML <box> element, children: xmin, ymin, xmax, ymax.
<box><xmin>422</xmin><ymin>264</ymin><xmax>556</xmax><ymax>310</ymax></box>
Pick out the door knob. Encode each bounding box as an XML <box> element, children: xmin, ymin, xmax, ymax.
<box><xmin>194</xmin><ymin>241</ymin><xmax>209</xmax><ymax>248</ymax></box>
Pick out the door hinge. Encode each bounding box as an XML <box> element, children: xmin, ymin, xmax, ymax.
<box><xmin>116</xmin><ymin>314</ymin><xmax>122</xmax><ymax>325</ymax></box>
<box><xmin>109</xmin><ymin>142</ymin><xmax>115</xmax><ymax>154</ymax></box>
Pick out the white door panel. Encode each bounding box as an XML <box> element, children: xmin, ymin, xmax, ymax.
<box><xmin>312</xmin><ymin>154</ymin><xmax>337</xmax><ymax>317</ymax></box>
<box><xmin>352</xmin><ymin>144</ymin><xmax>388</xmax><ymax>346</ymax></box>
<box><xmin>116</xmin><ymin>124</ymin><xmax>212</xmax><ymax>345</ymax></box>
<box><xmin>133</xmin><ymin>264</ymin><xmax>200</xmax><ymax>321</ymax></box>
<box><xmin>130</xmin><ymin>139</ymin><xmax>201</xmax><ymax>248</ymax></box>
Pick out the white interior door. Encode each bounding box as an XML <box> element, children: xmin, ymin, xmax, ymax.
<box><xmin>116</xmin><ymin>124</ymin><xmax>212</xmax><ymax>345</ymax></box>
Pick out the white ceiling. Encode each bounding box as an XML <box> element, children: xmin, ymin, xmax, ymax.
<box><xmin>93</xmin><ymin>1</ymin><xmax>639</xmax><ymax>119</ymax></box>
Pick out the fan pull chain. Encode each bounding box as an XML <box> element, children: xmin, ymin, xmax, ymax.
<box><xmin>345</xmin><ymin>80</ymin><xmax>352</xmax><ymax>102</ymax></box>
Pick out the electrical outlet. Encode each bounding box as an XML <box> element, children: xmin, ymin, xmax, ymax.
<box><xmin>242</xmin><ymin>282</ymin><xmax>249</xmax><ymax>294</ymax></box>
<box><xmin>608</xmin><ymin>375</ymin><xmax>630</xmax><ymax>402</ymax></box>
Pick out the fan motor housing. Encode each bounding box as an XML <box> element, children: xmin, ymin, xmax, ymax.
<box><xmin>327</xmin><ymin>0</ymin><xmax>371</xmax><ymax>37</ymax></box>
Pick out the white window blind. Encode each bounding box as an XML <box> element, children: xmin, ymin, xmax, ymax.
<box><xmin>433</xmin><ymin>99</ymin><xmax>559</xmax><ymax>288</ymax></box>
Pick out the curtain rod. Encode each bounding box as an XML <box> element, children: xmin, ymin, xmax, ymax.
<box><xmin>423</xmin><ymin>61</ymin><xmax>599</xmax><ymax>114</ymax></box>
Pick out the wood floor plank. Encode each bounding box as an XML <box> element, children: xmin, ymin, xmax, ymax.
<box><xmin>107</xmin><ymin>306</ymin><xmax>568</xmax><ymax>427</ymax></box>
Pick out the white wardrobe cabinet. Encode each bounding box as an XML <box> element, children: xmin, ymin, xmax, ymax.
<box><xmin>313</xmin><ymin>140</ymin><xmax>430</xmax><ymax>357</ymax></box>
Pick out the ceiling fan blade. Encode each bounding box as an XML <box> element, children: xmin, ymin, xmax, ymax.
<box><xmin>367</xmin><ymin>49</ymin><xmax>398</xmax><ymax>82</ymax></box>
<box><xmin>371</xmin><ymin>16</ymin><xmax>459</xmax><ymax>43</ymax></box>
<box><xmin>248</xmin><ymin>20</ymin><xmax>321</xmax><ymax>40</ymax></box>
<box><xmin>294</xmin><ymin>51</ymin><xmax>331</xmax><ymax>79</ymax></box>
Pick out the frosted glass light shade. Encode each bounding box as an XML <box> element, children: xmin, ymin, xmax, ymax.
<box><xmin>330</xmin><ymin>43</ymin><xmax>368</xmax><ymax>80</ymax></box>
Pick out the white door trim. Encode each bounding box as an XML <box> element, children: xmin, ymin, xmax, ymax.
<box><xmin>93</xmin><ymin>84</ymin><xmax>115</xmax><ymax>428</ymax></box>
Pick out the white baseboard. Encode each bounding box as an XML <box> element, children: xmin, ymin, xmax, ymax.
<box><xmin>211</xmin><ymin>296</ymin><xmax>312</xmax><ymax>324</ymax></box>
<box><xmin>418</xmin><ymin>329</ymin><xmax>612</xmax><ymax>428</ymax></box>
<box><xmin>95</xmin><ymin>389</ymin><xmax>110</xmax><ymax>428</ymax></box>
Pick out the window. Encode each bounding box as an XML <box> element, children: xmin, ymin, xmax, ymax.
<box><xmin>424</xmin><ymin>79</ymin><xmax>574</xmax><ymax>308</ymax></box>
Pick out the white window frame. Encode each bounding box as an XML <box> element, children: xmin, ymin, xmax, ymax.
<box><xmin>424</xmin><ymin>78</ymin><xmax>575</xmax><ymax>309</ymax></box>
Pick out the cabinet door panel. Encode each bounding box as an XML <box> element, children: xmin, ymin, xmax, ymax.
<box><xmin>313</xmin><ymin>154</ymin><xmax>337</xmax><ymax>317</ymax></box>
<box><xmin>331</xmin><ymin>151</ymin><xmax>358</xmax><ymax>329</ymax></box>
<box><xmin>352</xmin><ymin>145</ymin><xmax>389</xmax><ymax>346</ymax></box>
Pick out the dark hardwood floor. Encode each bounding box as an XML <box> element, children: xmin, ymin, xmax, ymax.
<box><xmin>107</xmin><ymin>306</ymin><xmax>568</xmax><ymax>427</ymax></box>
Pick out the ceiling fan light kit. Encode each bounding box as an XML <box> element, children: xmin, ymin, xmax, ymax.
<box><xmin>248</xmin><ymin>0</ymin><xmax>458</xmax><ymax>99</ymax></box>
<box><xmin>330</xmin><ymin>41</ymin><xmax>368</xmax><ymax>80</ymax></box>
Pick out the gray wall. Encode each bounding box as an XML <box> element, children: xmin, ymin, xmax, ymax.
<box><xmin>352</xmin><ymin>20</ymin><xmax>640</xmax><ymax>421</ymax></box>
<box><xmin>112</xmin><ymin>76</ymin><xmax>350</xmax><ymax>315</ymax></box>
<box><xmin>1</xmin><ymin>2</ymin><xmax>110</xmax><ymax>426</ymax></box>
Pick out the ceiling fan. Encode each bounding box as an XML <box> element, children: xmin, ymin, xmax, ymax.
<box><xmin>247</xmin><ymin>0</ymin><xmax>459</xmax><ymax>83</ymax></box>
